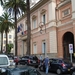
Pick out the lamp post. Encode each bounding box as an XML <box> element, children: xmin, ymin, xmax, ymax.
<box><xmin>39</xmin><ymin>22</ymin><xmax>46</xmax><ymax>57</ymax></box>
<box><xmin>39</xmin><ymin>22</ymin><xmax>46</xmax><ymax>34</ymax></box>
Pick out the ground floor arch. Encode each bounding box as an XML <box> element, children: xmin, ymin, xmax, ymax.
<box><xmin>63</xmin><ymin>32</ymin><xmax>74</xmax><ymax>59</ymax></box>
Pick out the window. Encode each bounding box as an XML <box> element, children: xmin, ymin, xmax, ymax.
<box><xmin>42</xmin><ymin>14</ymin><xmax>46</xmax><ymax>25</ymax></box>
<box><xmin>9</xmin><ymin>41</ymin><xmax>12</xmax><ymax>44</ymax></box>
<box><xmin>33</xmin><ymin>19</ymin><xmax>37</xmax><ymax>29</ymax></box>
<box><xmin>41</xmin><ymin>9</ymin><xmax>46</xmax><ymax>25</ymax></box>
<box><xmin>62</xmin><ymin>8</ymin><xmax>70</xmax><ymax>17</ymax></box>
<box><xmin>4</xmin><ymin>40</ymin><xmax>6</xmax><ymax>44</ymax></box>
<box><xmin>33</xmin><ymin>43</ymin><xmax>37</xmax><ymax>54</ymax></box>
<box><xmin>9</xmin><ymin>35</ymin><xmax>12</xmax><ymax>39</ymax></box>
<box><xmin>32</xmin><ymin>15</ymin><xmax>37</xmax><ymax>29</ymax></box>
<box><xmin>4</xmin><ymin>34</ymin><xmax>6</xmax><ymax>38</ymax></box>
<box><xmin>42</xmin><ymin>40</ymin><xmax>46</xmax><ymax>54</ymax></box>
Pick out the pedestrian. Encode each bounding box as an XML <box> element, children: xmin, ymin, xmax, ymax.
<box><xmin>39</xmin><ymin>54</ymin><xmax>42</xmax><ymax>65</ymax></box>
<box><xmin>44</xmin><ymin>55</ymin><xmax>49</xmax><ymax>74</ymax></box>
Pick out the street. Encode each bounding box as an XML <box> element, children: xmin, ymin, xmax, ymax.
<box><xmin>36</xmin><ymin>68</ymin><xmax>70</xmax><ymax>75</ymax></box>
<box><xmin>18</xmin><ymin>65</ymin><xmax>70</xmax><ymax>75</ymax></box>
<box><xmin>38</xmin><ymin>71</ymin><xmax>70</xmax><ymax>75</ymax></box>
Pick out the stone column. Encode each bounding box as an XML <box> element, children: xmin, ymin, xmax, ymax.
<box><xmin>48</xmin><ymin>0</ymin><xmax>57</xmax><ymax>56</ymax></box>
<box><xmin>71</xmin><ymin>0</ymin><xmax>75</xmax><ymax>51</ymax></box>
<box><xmin>22</xmin><ymin>41</ymin><xmax>24</xmax><ymax>56</ymax></box>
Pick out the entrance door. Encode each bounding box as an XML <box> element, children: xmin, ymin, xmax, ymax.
<box><xmin>63</xmin><ymin>32</ymin><xmax>74</xmax><ymax>59</ymax></box>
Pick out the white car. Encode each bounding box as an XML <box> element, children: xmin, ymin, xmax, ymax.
<box><xmin>8</xmin><ymin>56</ymin><xmax>15</xmax><ymax>66</ymax></box>
<box><xmin>0</xmin><ymin>54</ymin><xmax>10</xmax><ymax>67</ymax></box>
<box><xmin>0</xmin><ymin>54</ymin><xmax>10</xmax><ymax>73</ymax></box>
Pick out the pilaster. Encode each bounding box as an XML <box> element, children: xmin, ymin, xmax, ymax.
<box><xmin>71</xmin><ymin>0</ymin><xmax>75</xmax><ymax>50</ymax></box>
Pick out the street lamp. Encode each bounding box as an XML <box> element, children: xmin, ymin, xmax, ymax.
<box><xmin>39</xmin><ymin>22</ymin><xmax>46</xmax><ymax>34</ymax></box>
<box><xmin>39</xmin><ymin>22</ymin><xmax>46</xmax><ymax>57</ymax></box>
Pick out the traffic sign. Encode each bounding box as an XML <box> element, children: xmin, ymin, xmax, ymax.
<box><xmin>69</xmin><ymin>44</ymin><xmax>73</xmax><ymax>53</ymax></box>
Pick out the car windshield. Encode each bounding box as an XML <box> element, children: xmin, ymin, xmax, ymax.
<box><xmin>63</xmin><ymin>59</ymin><xmax>71</xmax><ymax>63</ymax></box>
<box><xmin>0</xmin><ymin>57</ymin><xmax>8</xmax><ymax>65</ymax></box>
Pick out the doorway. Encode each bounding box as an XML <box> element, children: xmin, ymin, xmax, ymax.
<box><xmin>63</xmin><ymin>32</ymin><xmax>74</xmax><ymax>59</ymax></box>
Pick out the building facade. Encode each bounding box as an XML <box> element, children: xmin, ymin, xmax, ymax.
<box><xmin>3</xmin><ymin>30</ymin><xmax>15</xmax><ymax>53</ymax></box>
<box><xmin>17</xmin><ymin>0</ymin><xmax>75</xmax><ymax>59</ymax></box>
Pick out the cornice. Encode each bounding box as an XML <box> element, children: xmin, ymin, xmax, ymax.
<box><xmin>30</xmin><ymin>0</ymin><xmax>49</xmax><ymax>13</ymax></box>
<box><xmin>57</xmin><ymin>20</ymin><xmax>73</xmax><ymax>27</ymax></box>
<box><xmin>56</xmin><ymin>0</ymin><xmax>71</xmax><ymax>9</ymax></box>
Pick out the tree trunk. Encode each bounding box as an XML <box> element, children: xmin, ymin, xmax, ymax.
<box><xmin>1</xmin><ymin>33</ymin><xmax>3</xmax><ymax>53</ymax></box>
<box><xmin>14</xmin><ymin>0</ymin><xmax>17</xmax><ymax>56</ymax></box>
<box><xmin>26</xmin><ymin>0</ymin><xmax>31</xmax><ymax>55</ymax></box>
<box><xmin>5</xmin><ymin>32</ymin><xmax>8</xmax><ymax>53</ymax></box>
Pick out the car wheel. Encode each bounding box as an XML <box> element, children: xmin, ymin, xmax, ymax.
<box><xmin>56</xmin><ymin>69</ymin><xmax>62</xmax><ymax>75</ymax></box>
<box><xmin>71</xmin><ymin>71</ymin><xmax>75</xmax><ymax>75</ymax></box>
<box><xmin>41</xmin><ymin>66</ymin><xmax>43</xmax><ymax>71</ymax></box>
<box><xmin>39</xmin><ymin>66</ymin><xmax>43</xmax><ymax>71</ymax></box>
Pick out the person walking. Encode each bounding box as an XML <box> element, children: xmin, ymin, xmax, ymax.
<box><xmin>44</xmin><ymin>55</ymin><xmax>49</xmax><ymax>74</ymax></box>
<box><xmin>39</xmin><ymin>54</ymin><xmax>42</xmax><ymax>65</ymax></box>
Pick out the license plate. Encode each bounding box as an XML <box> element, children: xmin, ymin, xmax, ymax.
<box><xmin>68</xmin><ymin>69</ymin><xmax>70</xmax><ymax>71</ymax></box>
<box><xmin>33</xmin><ymin>61</ymin><xmax>36</xmax><ymax>63</ymax></box>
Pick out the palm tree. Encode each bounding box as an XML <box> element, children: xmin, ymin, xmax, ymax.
<box><xmin>0</xmin><ymin>0</ymin><xmax>6</xmax><ymax>5</ymax></box>
<box><xmin>0</xmin><ymin>12</ymin><xmax>14</xmax><ymax>53</ymax></box>
<box><xmin>26</xmin><ymin>0</ymin><xmax>31</xmax><ymax>55</ymax></box>
<box><xmin>3</xmin><ymin>0</ymin><xmax>26</xmax><ymax>55</ymax></box>
<box><xmin>0</xmin><ymin>21</ymin><xmax>5</xmax><ymax>53</ymax></box>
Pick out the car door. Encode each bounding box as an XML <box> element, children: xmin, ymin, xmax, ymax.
<box><xmin>50</xmin><ymin>59</ymin><xmax>58</xmax><ymax>71</ymax></box>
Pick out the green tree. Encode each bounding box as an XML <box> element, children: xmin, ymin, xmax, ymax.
<box><xmin>3</xmin><ymin>0</ymin><xmax>26</xmax><ymax>55</ymax></box>
<box><xmin>0</xmin><ymin>12</ymin><xmax>14</xmax><ymax>53</ymax></box>
<box><xmin>0</xmin><ymin>0</ymin><xmax>6</xmax><ymax>5</ymax></box>
<box><xmin>7</xmin><ymin>43</ymin><xmax>13</xmax><ymax>53</ymax></box>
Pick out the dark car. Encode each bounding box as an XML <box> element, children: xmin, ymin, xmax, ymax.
<box><xmin>14</xmin><ymin>56</ymin><xmax>20</xmax><ymax>65</ymax></box>
<box><xmin>70</xmin><ymin>67</ymin><xmax>75</xmax><ymax>75</ymax></box>
<box><xmin>0</xmin><ymin>65</ymin><xmax>41</xmax><ymax>75</ymax></box>
<box><xmin>18</xmin><ymin>55</ymin><xmax>40</xmax><ymax>67</ymax></box>
<box><xmin>39</xmin><ymin>58</ymin><xmax>73</xmax><ymax>75</ymax></box>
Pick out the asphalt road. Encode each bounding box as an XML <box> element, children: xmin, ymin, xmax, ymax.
<box><xmin>17</xmin><ymin>65</ymin><xmax>70</xmax><ymax>75</ymax></box>
<box><xmin>36</xmin><ymin>68</ymin><xmax>70</xmax><ymax>75</ymax></box>
<box><xmin>39</xmin><ymin>71</ymin><xmax>70</xmax><ymax>75</ymax></box>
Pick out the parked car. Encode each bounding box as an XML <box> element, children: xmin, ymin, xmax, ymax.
<box><xmin>0</xmin><ymin>54</ymin><xmax>41</xmax><ymax>75</ymax></box>
<box><xmin>18</xmin><ymin>55</ymin><xmax>40</xmax><ymax>67</ymax></box>
<box><xmin>0</xmin><ymin>54</ymin><xmax>10</xmax><ymax>75</ymax></box>
<box><xmin>70</xmin><ymin>67</ymin><xmax>75</xmax><ymax>75</ymax></box>
<box><xmin>0</xmin><ymin>64</ymin><xmax>41</xmax><ymax>75</ymax></box>
<box><xmin>0</xmin><ymin>54</ymin><xmax>10</xmax><ymax>67</ymax></box>
<box><xmin>14</xmin><ymin>56</ymin><xmax>20</xmax><ymax>65</ymax></box>
<box><xmin>8</xmin><ymin>55</ymin><xmax>15</xmax><ymax>66</ymax></box>
<box><xmin>39</xmin><ymin>58</ymin><xmax>73</xmax><ymax>75</ymax></box>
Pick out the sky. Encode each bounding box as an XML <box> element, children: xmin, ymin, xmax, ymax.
<box><xmin>0</xmin><ymin>0</ymin><xmax>40</xmax><ymax>16</ymax></box>
<box><xmin>0</xmin><ymin>5</ymin><xmax>3</xmax><ymax>16</ymax></box>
